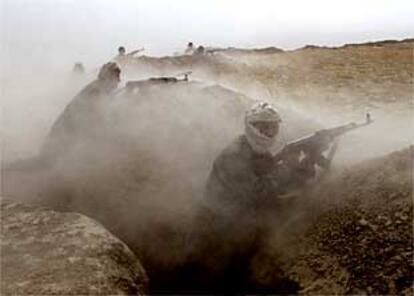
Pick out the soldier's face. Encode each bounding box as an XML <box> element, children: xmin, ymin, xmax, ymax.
<box><xmin>251</xmin><ymin>121</ymin><xmax>279</xmax><ymax>138</ymax></box>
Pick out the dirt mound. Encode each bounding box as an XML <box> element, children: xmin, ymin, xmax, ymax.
<box><xmin>122</xmin><ymin>39</ymin><xmax>413</xmax><ymax>118</ymax></box>
<box><xmin>0</xmin><ymin>198</ymin><xmax>148</xmax><ymax>295</ymax></box>
<box><xmin>211</xmin><ymin>46</ymin><xmax>284</xmax><ymax>55</ymax></box>
<box><xmin>121</xmin><ymin>54</ymin><xmax>233</xmax><ymax>78</ymax></box>
<box><xmin>281</xmin><ymin>146</ymin><xmax>413</xmax><ymax>294</ymax></box>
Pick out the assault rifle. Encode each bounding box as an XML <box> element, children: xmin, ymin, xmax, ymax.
<box><xmin>273</xmin><ymin>113</ymin><xmax>373</xmax><ymax>200</ymax></box>
<box><xmin>124</xmin><ymin>71</ymin><xmax>192</xmax><ymax>93</ymax></box>
<box><xmin>280</xmin><ymin>113</ymin><xmax>373</xmax><ymax>170</ymax></box>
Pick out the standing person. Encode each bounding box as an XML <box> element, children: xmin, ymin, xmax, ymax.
<box><xmin>117</xmin><ymin>46</ymin><xmax>127</xmax><ymax>57</ymax></box>
<box><xmin>114</xmin><ymin>46</ymin><xmax>145</xmax><ymax>64</ymax></box>
<box><xmin>184</xmin><ymin>42</ymin><xmax>195</xmax><ymax>55</ymax></box>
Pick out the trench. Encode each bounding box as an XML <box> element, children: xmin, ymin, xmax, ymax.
<box><xmin>148</xmin><ymin>269</ymin><xmax>300</xmax><ymax>295</ymax></box>
<box><xmin>113</xmin><ymin>220</ymin><xmax>302</xmax><ymax>295</ymax></box>
<box><xmin>142</xmin><ymin>252</ymin><xmax>301</xmax><ymax>295</ymax></box>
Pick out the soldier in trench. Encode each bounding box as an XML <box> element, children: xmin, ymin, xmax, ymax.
<box><xmin>187</xmin><ymin>101</ymin><xmax>314</xmax><ymax>292</ymax></box>
<box><xmin>41</xmin><ymin>62</ymin><xmax>121</xmax><ymax>162</ymax></box>
<box><xmin>114</xmin><ymin>46</ymin><xmax>144</xmax><ymax>66</ymax></box>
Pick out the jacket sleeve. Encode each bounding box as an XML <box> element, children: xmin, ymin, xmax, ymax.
<box><xmin>203</xmin><ymin>151</ymin><xmax>255</xmax><ymax>215</ymax></box>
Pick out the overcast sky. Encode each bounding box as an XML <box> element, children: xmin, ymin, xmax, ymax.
<box><xmin>1</xmin><ymin>0</ymin><xmax>413</xmax><ymax>71</ymax></box>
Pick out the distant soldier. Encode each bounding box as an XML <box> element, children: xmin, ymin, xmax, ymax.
<box><xmin>118</xmin><ymin>46</ymin><xmax>127</xmax><ymax>56</ymax></box>
<box><xmin>72</xmin><ymin>62</ymin><xmax>85</xmax><ymax>76</ymax></box>
<box><xmin>42</xmin><ymin>62</ymin><xmax>121</xmax><ymax>161</ymax></box>
<box><xmin>115</xmin><ymin>46</ymin><xmax>144</xmax><ymax>64</ymax></box>
<box><xmin>194</xmin><ymin>45</ymin><xmax>205</xmax><ymax>56</ymax></box>
<box><xmin>184</xmin><ymin>42</ymin><xmax>195</xmax><ymax>55</ymax></box>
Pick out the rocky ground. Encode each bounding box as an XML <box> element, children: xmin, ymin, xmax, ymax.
<box><xmin>278</xmin><ymin>146</ymin><xmax>413</xmax><ymax>295</ymax></box>
<box><xmin>125</xmin><ymin>39</ymin><xmax>413</xmax><ymax>294</ymax></box>
<box><xmin>0</xmin><ymin>198</ymin><xmax>148</xmax><ymax>295</ymax></box>
<box><xmin>223</xmin><ymin>39</ymin><xmax>413</xmax><ymax>109</ymax></box>
<box><xmin>129</xmin><ymin>39</ymin><xmax>414</xmax><ymax>161</ymax></box>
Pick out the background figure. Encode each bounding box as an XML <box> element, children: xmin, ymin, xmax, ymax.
<box><xmin>72</xmin><ymin>62</ymin><xmax>85</xmax><ymax>76</ymax></box>
<box><xmin>193</xmin><ymin>45</ymin><xmax>205</xmax><ymax>56</ymax></box>
<box><xmin>115</xmin><ymin>45</ymin><xmax>145</xmax><ymax>64</ymax></box>
<box><xmin>184</xmin><ymin>42</ymin><xmax>195</xmax><ymax>55</ymax></box>
<box><xmin>118</xmin><ymin>46</ymin><xmax>127</xmax><ymax>56</ymax></box>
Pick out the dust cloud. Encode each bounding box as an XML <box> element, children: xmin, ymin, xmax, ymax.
<box><xmin>196</xmin><ymin>52</ymin><xmax>413</xmax><ymax>169</ymax></box>
<box><xmin>0</xmin><ymin>56</ymin><xmax>312</xmax><ymax>292</ymax></box>
<box><xmin>2</xmin><ymin>61</ymin><xmax>249</xmax><ymax>290</ymax></box>
<box><xmin>2</xmin><ymin>38</ymin><xmax>412</xmax><ymax>293</ymax></box>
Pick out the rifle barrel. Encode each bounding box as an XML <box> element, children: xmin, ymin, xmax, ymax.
<box><xmin>285</xmin><ymin>114</ymin><xmax>373</xmax><ymax>153</ymax></box>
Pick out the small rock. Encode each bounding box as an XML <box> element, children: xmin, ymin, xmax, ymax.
<box><xmin>399</xmin><ymin>214</ymin><xmax>408</xmax><ymax>221</ymax></box>
<box><xmin>369</xmin><ymin>224</ymin><xmax>378</xmax><ymax>231</ymax></box>
<box><xmin>389</xmin><ymin>193</ymin><xmax>399</xmax><ymax>199</ymax></box>
<box><xmin>402</xmin><ymin>252</ymin><xmax>412</xmax><ymax>258</ymax></box>
<box><xmin>391</xmin><ymin>255</ymin><xmax>403</xmax><ymax>262</ymax></box>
